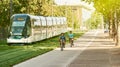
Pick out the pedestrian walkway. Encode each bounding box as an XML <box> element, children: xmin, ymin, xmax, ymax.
<box><xmin>68</xmin><ymin>30</ymin><xmax>115</xmax><ymax>67</ymax></box>
<box><xmin>14</xmin><ymin>29</ymin><xmax>120</xmax><ymax>67</ymax></box>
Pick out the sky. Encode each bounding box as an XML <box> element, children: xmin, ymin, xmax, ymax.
<box><xmin>54</xmin><ymin>0</ymin><xmax>81</xmax><ymax>5</ymax></box>
<box><xmin>54</xmin><ymin>0</ymin><xmax>95</xmax><ymax>22</ymax></box>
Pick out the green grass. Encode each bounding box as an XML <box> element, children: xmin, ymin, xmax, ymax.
<box><xmin>0</xmin><ymin>31</ymin><xmax>85</xmax><ymax>67</ymax></box>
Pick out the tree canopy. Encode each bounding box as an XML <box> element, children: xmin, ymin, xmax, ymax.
<box><xmin>0</xmin><ymin>0</ymin><xmax>76</xmax><ymax>28</ymax></box>
<box><xmin>82</xmin><ymin>0</ymin><xmax>120</xmax><ymax>45</ymax></box>
<box><xmin>0</xmin><ymin>0</ymin><xmax>78</xmax><ymax>39</ymax></box>
<box><xmin>85</xmin><ymin>11</ymin><xmax>103</xmax><ymax>29</ymax></box>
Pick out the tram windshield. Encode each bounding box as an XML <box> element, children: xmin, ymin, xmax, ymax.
<box><xmin>12</xmin><ymin>21</ymin><xmax>25</xmax><ymax>26</ymax></box>
<box><xmin>11</xmin><ymin>26</ymin><xmax>24</xmax><ymax>35</ymax></box>
<box><xmin>11</xmin><ymin>16</ymin><xmax>26</xmax><ymax>35</ymax></box>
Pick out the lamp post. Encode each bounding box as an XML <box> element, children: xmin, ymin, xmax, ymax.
<box><xmin>65</xmin><ymin>2</ymin><xmax>67</xmax><ymax>17</ymax></box>
<box><xmin>52</xmin><ymin>0</ymin><xmax>53</xmax><ymax>36</ymax></box>
<box><xmin>72</xmin><ymin>9</ymin><xmax>74</xmax><ymax>30</ymax></box>
<box><xmin>10</xmin><ymin>0</ymin><xmax>12</xmax><ymax>17</ymax></box>
<box><xmin>71</xmin><ymin>7</ymin><xmax>76</xmax><ymax>30</ymax></box>
<box><xmin>52</xmin><ymin>0</ymin><xmax>53</xmax><ymax>17</ymax></box>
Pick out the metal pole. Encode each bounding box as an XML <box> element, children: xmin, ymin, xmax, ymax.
<box><xmin>72</xmin><ymin>10</ymin><xmax>73</xmax><ymax>30</ymax></box>
<box><xmin>10</xmin><ymin>0</ymin><xmax>12</xmax><ymax>17</ymax></box>
<box><xmin>51</xmin><ymin>0</ymin><xmax>54</xmax><ymax>36</ymax></box>
<box><xmin>52</xmin><ymin>0</ymin><xmax>53</xmax><ymax>17</ymax></box>
<box><xmin>72</xmin><ymin>7</ymin><xmax>74</xmax><ymax>30</ymax></box>
<box><xmin>65</xmin><ymin>2</ymin><xmax>67</xmax><ymax>17</ymax></box>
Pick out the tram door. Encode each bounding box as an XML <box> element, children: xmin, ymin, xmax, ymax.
<box><xmin>32</xmin><ymin>17</ymin><xmax>42</xmax><ymax>41</ymax></box>
<box><xmin>40</xmin><ymin>17</ymin><xmax>47</xmax><ymax>39</ymax></box>
<box><xmin>46</xmin><ymin>17</ymin><xmax>53</xmax><ymax>38</ymax></box>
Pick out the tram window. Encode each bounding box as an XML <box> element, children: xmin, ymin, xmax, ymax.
<box><xmin>34</xmin><ymin>20</ymin><xmax>41</xmax><ymax>26</ymax></box>
<box><xmin>12</xmin><ymin>21</ymin><xmax>25</xmax><ymax>26</ymax></box>
<box><xmin>12</xmin><ymin>26</ymin><xmax>23</xmax><ymax>33</ymax></box>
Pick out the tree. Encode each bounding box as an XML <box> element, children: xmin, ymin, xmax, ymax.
<box><xmin>0</xmin><ymin>0</ymin><xmax>74</xmax><ymax>40</ymax></box>
<box><xmin>85</xmin><ymin>11</ymin><xmax>103</xmax><ymax>29</ymax></box>
<box><xmin>82</xmin><ymin>0</ymin><xmax>120</xmax><ymax>45</ymax></box>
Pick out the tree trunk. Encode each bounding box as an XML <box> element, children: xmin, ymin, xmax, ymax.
<box><xmin>0</xmin><ymin>27</ymin><xmax>7</xmax><ymax>41</ymax></box>
<box><xmin>109</xmin><ymin>19</ymin><xmax>113</xmax><ymax>38</ymax></box>
<box><xmin>117</xmin><ymin>21</ymin><xmax>120</xmax><ymax>46</ymax></box>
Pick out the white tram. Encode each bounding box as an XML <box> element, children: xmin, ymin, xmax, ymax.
<box><xmin>7</xmin><ymin>14</ymin><xmax>67</xmax><ymax>44</ymax></box>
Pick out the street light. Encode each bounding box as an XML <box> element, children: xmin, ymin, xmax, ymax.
<box><xmin>51</xmin><ymin>0</ymin><xmax>53</xmax><ymax>17</ymax></box>
<box><xmin>65</xmin><ymin>2</ymin><xmax>67</xmax><ymax>17</ymax></box>
<box><xmin>71</xmin><ymin>7</ymin><xmax>76</xmax><ymax>30</ymax></box>
<box><xmin>10</xmin><ymin>0</ymin><xmax>13</xmax><ymax>17</ymax></box>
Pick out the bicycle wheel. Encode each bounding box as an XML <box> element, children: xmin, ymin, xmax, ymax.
<box><xmin>70</xmin><ymin>39</ymin><xmax>74</xmax><ymax>47</ymax></box>
<box><xmin>60</xmin><ymin>42</ymin><xmax>64</xmax><ymax>51</ymax></box>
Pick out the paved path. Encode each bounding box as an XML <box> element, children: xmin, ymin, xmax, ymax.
<box><xmin>68</xmin><ymin>30</ymin><xmax>115</xmax><ymax>67</ymax></box>
<box><xmin>14</xmin><ymin>29</ymin><xmax>120</xmax><ymax>67</ymax></box>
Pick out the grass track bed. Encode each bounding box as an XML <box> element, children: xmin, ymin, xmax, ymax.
<box><xmin>0</xmin><ymin>49</ymin><xmax>52</xmax><ymax>67</ymax></box>
<box><xmin>0</xmin><ymin>48</ymin><xmax>22</xmax><ymax>56</ymax></box>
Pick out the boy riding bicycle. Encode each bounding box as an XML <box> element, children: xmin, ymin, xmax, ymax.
<box><xmin>59</xmin><ymin>33</ymin><xmax>66</xmax><ymax>51</ymax></box>
<box><xmin>68</xmin><ymin>31</ymin><xmax>74</xmax><ymax>47</ymax></box>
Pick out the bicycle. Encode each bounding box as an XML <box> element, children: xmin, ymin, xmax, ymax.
<box><xmin>60</xmin><ymin>40</ymin><xmax>65</xmax><ymax>51</ymax></box>
<box><xmin>70</xmin><ymin>38</ymin><xmax>74</xmax><ymax>47</ymax></box>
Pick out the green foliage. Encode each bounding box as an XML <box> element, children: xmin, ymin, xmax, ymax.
<box><xmin>74</xmin><ymin>16</ymin><xmax>80</xmax><ymax>29</ymax></box>
<box><xmin>83</xmin><ymin>0</ymin><xmax>120</xmax><ymax>24</ymax></box>
<box><xmin>83</xmin><ymin>0</ymin><xmax>120</xmax><ymax>42</ymax></box>
<box><xmin>0</xmin><ymin>0</ymin><xmax>10</xmax><ymax>27</ymax></box>
<box><xmin>0</xmin><ymin>0</ymin><xmax>75</xmax><ymax>39</ymax></box>
<box><xmin>0</xmin><ymin>0</ymin><xmax>75</xmax><ymax>26</ymax></box>
<box><xmin>0</xmin><ymin>0</ymin><xmax>78</xmax><ymax>29</ymax></box>
<box><xmin>85</xmin><ymin>12</ymin><xmax>103</xmax><ymax>29</ymax></box>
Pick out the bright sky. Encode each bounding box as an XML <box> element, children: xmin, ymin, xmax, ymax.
<box><xmin>55</xmin><ymin>0</ymin><xmax>95</xmax><ymax>22</ymax></box>
<box><xmin>55</xmin><ymin>0</ymin><xmax>81</xmax><ymax>5</ymax></box>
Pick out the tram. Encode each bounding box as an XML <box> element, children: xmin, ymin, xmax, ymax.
<box><xmin>7</xmin><ymin>14</ymin><xmax>67</xmax><ymax>44</ymax></box>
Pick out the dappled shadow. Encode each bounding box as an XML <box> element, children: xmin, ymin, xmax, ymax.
<box><xmin>75</xmin><ymin>40</ymin><xmax>113</xmax><ymax>43</ymax></box>
<box><xmin>68</xmin><ymin>48</ymin><xmax>111</xmax><ymax>67</ymax></box>
<box><xmin>74</xmin><ymin>39</ymin><xmax>115</xmax><ymax>47</ymax></box>
<box><xmin>81</xmin><ymin>35</ymin><xmax>110</xmax><ymax>39</ymax></box>
<box><xmin>68</xmin><ymin>45</ymin><xmax>120</xmax><ymax>67</ymax></box>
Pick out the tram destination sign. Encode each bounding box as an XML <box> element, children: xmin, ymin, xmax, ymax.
<box><xmin>17</xmin><ymin>17</ymin><xmax>25</xmax><ymax>21</ymax></box>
